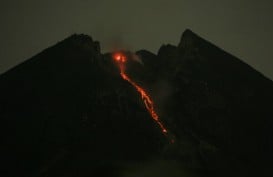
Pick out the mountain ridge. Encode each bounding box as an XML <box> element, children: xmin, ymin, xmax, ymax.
<box><xmin>1</xmin><ymin>29</ymin><xmax>273</xmax><ymax>177</ymax></box>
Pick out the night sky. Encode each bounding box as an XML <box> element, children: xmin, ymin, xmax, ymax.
<box><xmin>0</xmin><ymin>0</ymin><xmax>272</xmax><ymax>79</ymax></box>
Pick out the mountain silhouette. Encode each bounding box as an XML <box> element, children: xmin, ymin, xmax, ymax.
<box><xmin>1</xmin><ymin>30</ymin><xmax>273</xmax><ymax>177</ymax></box>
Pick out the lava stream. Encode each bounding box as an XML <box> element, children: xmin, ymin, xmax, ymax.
<box><xmin>120</xmin><ymin>72</ymin><xmax>168</xmax><ymax>134</ymax></box>
<box><xmin>112</xmin><ymin>52</ymin><xmax>171</xmax><ymax>139</ymax></box>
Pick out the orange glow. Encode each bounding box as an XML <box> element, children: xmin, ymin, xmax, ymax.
<box><xmin>120</xmin><ymin>72</ymin><xmax>168</xmax><ymax>134</ymax></box>
<box><xmin>113</xmin><ymin>53</ymin><xmax>126</xmax><ymax>63</ymax></box>
<box><xmin>112</xmin><ymin>52</ymin><xmax>171</xmax><ymax>138</ymax></box>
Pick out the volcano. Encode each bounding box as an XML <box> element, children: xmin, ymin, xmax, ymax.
<box><xmin>1</xmin><ymin>30</ymin><xmax>273</xmax><ymax>177</ymax></box>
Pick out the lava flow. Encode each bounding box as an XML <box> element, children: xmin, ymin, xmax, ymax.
<box><xmin>112</xmin><ymin>52</ymin><xmax>173</xmax><ymax>141</ymax></box>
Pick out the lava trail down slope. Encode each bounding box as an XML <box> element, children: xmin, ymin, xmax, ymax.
<box><xmin>0</xmin><ymin>30</ymin><xmax>273</xmax><ymax>177</ymax></box>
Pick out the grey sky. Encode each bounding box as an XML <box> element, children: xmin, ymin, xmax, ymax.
<box><xmin>0</xmin><ymin>0</ymin><xmax>272</xmax><ymax>79</ymax></box>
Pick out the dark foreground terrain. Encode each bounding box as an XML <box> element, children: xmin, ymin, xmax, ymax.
<box><xmin>1</xmin><ymin>30</ymin><xmax>273</xmax><ymax>177</ymax></box>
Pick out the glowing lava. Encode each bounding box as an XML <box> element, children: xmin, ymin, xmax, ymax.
<box><xmin>113</xmin><ymin>52</ymin><xmax>169</xmax><ymax>136</ymax></box>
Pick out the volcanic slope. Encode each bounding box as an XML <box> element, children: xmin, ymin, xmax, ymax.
<box><xmin>1</xmin><ymin>30</ymin><xmax>273</xmax><ymax>177</ymax></box>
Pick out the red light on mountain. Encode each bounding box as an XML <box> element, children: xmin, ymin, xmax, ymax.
<box><xmin>112</xmin><ymin>52</ymin><xmax>173</xmax><ymax>143</ymax></box>
<box><xmin>113</xmin><ymin>53</ymin><xmax>126</xmax><ymax>63</ymax></box>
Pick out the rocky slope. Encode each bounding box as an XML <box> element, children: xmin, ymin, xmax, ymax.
<box><xmin>1</xmin><ymin>30</ymin><xmax>273</xmax><ymax>177</ymax></box>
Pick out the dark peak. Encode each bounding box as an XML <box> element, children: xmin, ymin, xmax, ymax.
<box><xmin>135</xmin><ymin>49</ymin><xmax>156</xmax><ymax>57</ymax></box>
<box><xmin>181</xmin><ymin>29</ymin><xmax>201</xmax><ymax>41</ymax></box>
<box><xmin>135</xmin><ymin>50</ymin><xmax>157</xmax><ymax>66</ymax></box>
<box><xmin>182</xmin><ymin>29</ymin><xmax>196</xmax><ymax>37</ymax></box>
<box><xmin>158</xmin><ymin>44</ymin><xmax>177</xmax><ymax>56</ymax></box>
<box><xmin>66</xmin><ymin>33</ymin><xmax>93</xmax><ymax>43</ymax></box>
<box><xmin>0</xmin><ymin>34</ymin><xmax>102</xmax><ymax>78</ymax></box>
<box><xmin>178</xmin><ymin>29</ymin><xmax>200</xmax><ymax>50</ymax></box>
<box><xmin>64</xmin><ymin>33</ymin><xmax>101</xmax><ymax>54</ymax></box>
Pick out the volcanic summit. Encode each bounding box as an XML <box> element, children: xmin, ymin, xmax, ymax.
<box><xmin>1</xmin><ymin>29</ymin><xmax>273</xmax><ymax>177</ymax></box>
